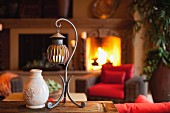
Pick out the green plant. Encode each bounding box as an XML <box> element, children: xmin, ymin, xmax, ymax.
<box><xmin>143</xmin><ymin>46</ymin><xmax>170</xmax><ymax>80</ymax></box>
<box><xmin>130</xmin><ymin>0</ymin><xmax>170</xmax><ymax>81</ymax></box>
<box><xmin>46</xmin><ymin>79</ymin><xmax>62</xmax><ymax>93</ymax></box>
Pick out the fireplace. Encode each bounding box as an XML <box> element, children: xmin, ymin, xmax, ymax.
<box><xmin>84</xmin><ymin>26</ymin><xmax>133</xmax><ymax>71</ymax></box>
<box><xmin>19</xmin><ymin>34</ymin><xmax>68</xmax><ymax>71</ymax></box>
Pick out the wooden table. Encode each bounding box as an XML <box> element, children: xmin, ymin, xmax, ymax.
<box><xmin>3</xmin><ymin>93</ymin><xmax>87</xmax><ymax>102</ymax></box>
<box><xmin>0</xmin><ymin>101</ymin><xmax>118</xmax><ymax>113</ymax></box>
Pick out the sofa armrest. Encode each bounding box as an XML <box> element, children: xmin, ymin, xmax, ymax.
<box><xmin>10</xmin><ymin>77</ymin><xmax>23</xmax><ymax>93</ymax></box>
<box><xmin>76</xmin><ymin>72</ymin><xmax>100</xmax><ymax>94</ymax></box>
<box><xmin>125</xmin><ymin>75</ymin><xmax>148</xmax><ymax>102</ymax></box>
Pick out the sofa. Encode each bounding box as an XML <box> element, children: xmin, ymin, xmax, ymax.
<box><xmin>76</xmin><ymin>64</ymin><xmax>148</xmax><ymax>103</ymax></box>
<box><xmin>115</xmin><ymin>95</ymin><xmax>170</xmax><ymax>113</ymax></box>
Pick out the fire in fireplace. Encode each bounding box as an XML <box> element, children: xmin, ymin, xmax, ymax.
<box><xmin>86</xmin><ymin>36</ymin><xmax>121</xmax><ymax>70</ymax></box>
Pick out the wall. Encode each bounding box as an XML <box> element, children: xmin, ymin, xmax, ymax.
<box><xmin>73</xmin><ymin>0</ymin><xmax>132</xmax><ymax>19</ymax></box>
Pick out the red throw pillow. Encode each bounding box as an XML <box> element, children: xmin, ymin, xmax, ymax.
<box><xmin>115</xmin><ymin>103</ymin><xmax>170</xmax><ymax>113</ymax></box>
<box><xmin>102</xmin><ymin>64</ymin><xmax>134</xmax><ymax>81</ymax></box>
<box><xmin>135</xmin><ymin>95</ymin><xmax>153</xmax><ymax>103</ymax></box>
<box><xmin>102</xmin><ymin>70</ymin><xmax>125</xmax><ymax>84</ymax></box>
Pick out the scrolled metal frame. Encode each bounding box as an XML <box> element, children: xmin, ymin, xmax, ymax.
<box><xmin>47</xmin><ymin>18</ymin><xmax>86</xmax><ymax>108</ymax></box>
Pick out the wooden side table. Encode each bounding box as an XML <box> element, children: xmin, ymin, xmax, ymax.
<box><xmin>0</xmin><ymin>101</ymin><xmax>118</xmax><ymax>113</ymax></box>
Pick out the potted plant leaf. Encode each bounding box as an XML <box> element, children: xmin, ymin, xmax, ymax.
<box><xmin>46</xmin><ymin>79</ymin><xmax>62</xmax><ymax>100</ymax></box>
<box><xmin>130</xmin><ymin>0</ymin><xmax>170</xmax><ymax>102</ymax></box>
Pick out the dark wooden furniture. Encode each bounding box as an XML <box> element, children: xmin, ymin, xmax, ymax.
<box><xmin>0</xmin><ymin>101</ymin><xmax>118</xmax><ymax>113</ymax></box>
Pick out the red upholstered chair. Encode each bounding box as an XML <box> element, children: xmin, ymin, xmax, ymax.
<box><xmin>76</xmin><ymin>64</ymin><xmax>148</xmax><ymax>103</ymax></box>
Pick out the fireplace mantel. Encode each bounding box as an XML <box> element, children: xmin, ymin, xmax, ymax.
<box><xmin>0</xmin><ymin>18</ymin><xmax>132</xmax><ymax>29</ymax></box>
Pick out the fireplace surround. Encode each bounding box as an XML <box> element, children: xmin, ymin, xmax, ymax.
<box><xmin>0</xmin><ymin>18</ymin><xmax>133</xmax><ymax>71</ymax></box>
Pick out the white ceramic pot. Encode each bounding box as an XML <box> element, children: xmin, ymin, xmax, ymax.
<box><xmin>23</xmin><ymin>69</ymin><xmax>49</xmax><ymax>109</ymax></box>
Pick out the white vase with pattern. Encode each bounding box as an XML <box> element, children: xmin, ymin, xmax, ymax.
<box><xmin>23</xmin><ymin>69</ymin><xmax>49</xmax><ymax>109</ymax></box>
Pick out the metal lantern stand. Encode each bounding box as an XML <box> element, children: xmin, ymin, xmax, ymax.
<box><xmin>47</xmin><ymin>18</ymin><xmax>86</xmax><ymax>108</ymax></box>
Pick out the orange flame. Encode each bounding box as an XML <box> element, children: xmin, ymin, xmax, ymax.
<box><xmin>86</xmin><ymin>36</ymin><xmax>121</xmax><ymax>70</ymax></box>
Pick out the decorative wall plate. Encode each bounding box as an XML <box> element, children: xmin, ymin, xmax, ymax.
<box><xmin>91</xmin><ymin>0</ymin><xmax>117</xmax><ymax>19</ymax></box>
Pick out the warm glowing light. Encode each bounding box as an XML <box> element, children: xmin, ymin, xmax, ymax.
<box><xmin>86</xmin><ymin>36</ymin><xmax>121</xmax><ymax>70</ymax></box>
<box><xmin>96</xmin><ymin>47</ymin><xmax>107</xmax><ymax>65</ymax></box>
<box><xmin>109</xmin><ymin>55</ymin><xmax>118</xmax><ymax>66</ymax></box>
<box><xmin>81</xmin><ymin>32</ymin><xmax>87</xmax><ymax>39</ymax></box>
<box><xmin>0</xmin><ymin>24</ymin><xmax>2</xmax><ymax>31</ymax></box>
<box><xmin>91</xmin><ymin>65</ymin><xmax>102</xmax><ymax>70</ymax></box>
<box><xmin>70</xmin><ymin>40</ymin><xmax>76</xmax><ymax>47</ymax></box>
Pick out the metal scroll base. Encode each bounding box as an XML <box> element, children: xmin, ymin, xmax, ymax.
<box><xmin>47</xmin><ymin>75</ymin><xmax>86</xmax><ymax>108</ymax></box>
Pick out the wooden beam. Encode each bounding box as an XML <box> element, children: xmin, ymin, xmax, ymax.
<box><xmin>0</xmin><ymin>18</ymin><xmax>132</xmax><ymax>29</ymax></box>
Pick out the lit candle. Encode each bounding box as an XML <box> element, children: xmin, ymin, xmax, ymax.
<box><xmin>0</xmin><ymin>24</ymin><xmax>3</xmax><ymax>31</ymax></box>
<box><xmin>81</xmin><ymin>32</ymin><xmax>87</xmax><ymax>39</ymax></box>
<box><xmin>70</xmin><ymin>40</ymin><xmax>76</xmax><ymax>47</ymax></box>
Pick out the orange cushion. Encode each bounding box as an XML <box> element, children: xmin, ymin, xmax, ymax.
<box><xmin>0</xmin><ymin>72</ymin><xmax>18</xmax><ymax>97</ymax></box>
<box><xmin>88</xmin><ymin>83</ymin><xmax>124</xmax><ymax>99</ymax></box>
<box><xmin>102</xmin><ymin>70</ymin><xmax>125</xmax><ymax>84</ymax></box>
